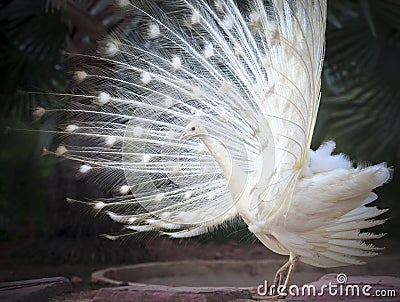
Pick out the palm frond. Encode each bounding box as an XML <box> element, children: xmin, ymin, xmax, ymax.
<box><xmin>0</xmin><ymin>0</ymin><xmax>68</xmax><ymax>118</ymax></box>
<box><xmin>0</xmin><ymin>0</ymin><xmax>129</xmax><ymax>119</ymax></box>
<box><xmin>318</xmin><ymin>0</ymin><xmax>400</xmax><ymax>165</ymax></box>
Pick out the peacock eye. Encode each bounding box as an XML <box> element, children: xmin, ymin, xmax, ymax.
<box><xmin>191</xmin><ymin>126</ymin><xmax>196</xmax><ymax>131</ymax></box>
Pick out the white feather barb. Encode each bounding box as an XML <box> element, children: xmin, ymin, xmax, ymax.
<box><xmin>56</xmin><ymin>0</ymin><xmax>327</xmax><ymax>237</ymax></box>
<box><xmin>48</xmin><ymin>0</ymin><xmax>391</xmax><ymax>270</ymax></box>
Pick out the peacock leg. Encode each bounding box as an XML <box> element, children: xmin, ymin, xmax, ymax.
<box><xmin>283</xmin><ymin>255</ymin><xmax>299</xmax><ymax>288</ymax></box>
<box><xmin>272</xmin><ymin>259</ymin><xmax>291</xmax><ymax>294</ymax></box>
<box><xmin>272</xmin><ymin>255</ymin><xmax>299</xmax><ymax>296</ymax></box>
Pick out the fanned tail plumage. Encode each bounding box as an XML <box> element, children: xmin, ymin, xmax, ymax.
<box><xmin>40</xmin><ymin>0</ymin><xmax>392</xmax><ymax>270</ymax></box>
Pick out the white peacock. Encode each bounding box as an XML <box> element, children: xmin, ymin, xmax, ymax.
<box><xmin>50</xmin><ymin>0</ymin><xmax>391</xmax><ymax>290</ymax></box>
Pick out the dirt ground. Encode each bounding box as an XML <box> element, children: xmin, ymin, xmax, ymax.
<box><xmin>0</xmin><ymin>237</ymin><xmax>280</xmax><ymax>289</ymax></box>
<box><xmin>1</xmin><ymin>237</ymin><xmax>399</xmax><ymax>294</ymax></box>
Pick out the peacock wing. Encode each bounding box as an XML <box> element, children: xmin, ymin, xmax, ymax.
<box><xmin>246</xmin><ymin>0</ymin><xmax>327</xmax><ymax>227</ymax></box>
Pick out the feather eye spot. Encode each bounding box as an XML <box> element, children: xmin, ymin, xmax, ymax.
<box><xmin>33</xmin><ymin>106</ymin><xmax>46</xmax><ymax>120</ymax></box>
<box><xmin>208</xmin><ymin>192</ymin><xmax>216</xmax><ymax>200</ymax></box>
<box><xmin>267</xmin><ymin>85</ymin><xmax>275</xmax><ymax>95</ymax></box>
<box><xmin>73</xmin><ymin>70</ymin><xmax>88</xmax><ymax>82</ymax></box>
<box><xmin>160</xmin><ymin>211</ymin><xmax>171</xmax><ymax>219</ymax></box>
<box><xmin>234</xmin><ymin>44</ymin><xmax>243</xmax><ymax>57</ymax></box>
<box><xmin>79</xmin><ymin>164</ymin><xmax>92</xmax><ymax>174</ymax></box>
<box><xmin>270</xmin><ymin>30</ymin><xmax>281</xmax><ymax>46</ymax></box>
<box><xmin>166</xmin><ymin>130</ymin><xmax>177</xmax><ymax>140</ymax></box>
<box><xmin>203</xmin><ymin>43</ymin><xmax>214</xmax><ymax>59</ymax></box>
<box><xmin>163</xmin><ymin>97</ymin><xmax>174</xmax><ymax>108</ymax></box>
<box><xmin>94</xmin><ymin>201</ymin><xmax>106</xmax><ymax>210</ymax></box>
<box><xmin>249</xmin><ymin>12</ymin><xmax>261</xmax><ymax>30</ymax></box>
<box><xmin>253</xmin><ymin>82</ymin><xmax>267</xmax><ymax>97</ymax></box>
<box><xmin>219</xmin><ymin>109</ymin><xmax>227</xmax><ymax>121</ymax></box>
<box><xmin>191</xmin><ymin>9</ymin><xmax>201</xmax><ymax>25</ymax></box>
<box><xmin>214</xmin><ymin>0</ymin><xmax>224</xmax><ymax>12</ymax></box>
<box><xmin>116</xmin><ymin>0</ymin><xmax>130</xmax><ymax>7</ymax></box>
<box><xmin>184</xmin><ymin>190</ymin><xmax>194</xmax><ymax>199</ymax></box>
<box><xmin>55</xmin><ymin>145</ymin><xmax>67</xmax><ymax>156</ymax></box>
<box><xmin>132</xmin><ymin>126</ymin><xmax>145</xmax><ymax>137</ymax></box>
<box><xmin>128</xmin><ymin>216</ymin><xmax>137</xmax><ymax>224</ymax></box>
<box><xmin>104</xmin><ymin>41</ymin><xmax>119</xmax><ymax>56</ymax></box>
<box><xmin>190</xmin><ymin>107</ymin><xmax>200</xmax><ymax>115</ymax></box>
<box><xmin>146</xmin><ymin>218</ymin><xmax>158</xmax><ymax>225</ymax></box>
<box><xmin>141</xmin><ymin>72</ymin><xmax>152</xmax><ymax>84</ymax></box>
<box><xmin>222</xmin><ymin>15</ymin><xmax>233</xmax><ymax>30</ymax></box>
<box><xmin>105</xmin><ymin>135</ymin><xmax>117</xmax><ymax>146</ymax></box>
<box><xmin>171</xmin><ymin>56</ymin><xmax>182</xmax><ymax>71</ymax></box>
<box><xmin>261</xmin><ymin>55</ymin><xmax>271</xmax><ymax>69</ymax></box>
<box><xmin>155</xmin><ymin>192</ymin><xmax>165</xmax><ymax>202</ymax></box>
<box><xmin>143</xmin><ymin>153</ymin><xmax>152</xmax><ymax>163</ymax></box>
<box><xmin>119</xmin><ymin>185</ymin><xmax>130</xmax><ymax>195</ymax></box>
<box><xmin>148</xmin><ymin>23</ymin><xmax>161</xmax><ymax>39</ymax></box>
<box><xmin>66</xmin><ymin>124</ymin><xmax>79</xmax><ymax>132</ymax></box>
<box><xmin>171</xmin><ymin>163</ymin><xmax>181</xmax><ymax>175</ymax></box>
<box><xmin>96</xmin><ymin>92</ymin><xmax>111</xmax><ymax>106</ymax></box>
<box><xmin>192</xmin><ymin>86</ymin><xmax>203</xmax><ymax>98</ymax></box>
<box><xmin>221</xmin><ymin>81</ymin><xmax>234</xmax><ymax>94</ymax></box>
<box><xmin>107</xmin><ymin>211</ymin><xmax>122</xmax><ymax>222</ymax></box>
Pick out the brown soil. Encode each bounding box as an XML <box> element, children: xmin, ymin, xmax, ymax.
<box><xmin>0</xmin><ymin>238</ymin><xmax>399</xmax><ymax>299</ymax></box>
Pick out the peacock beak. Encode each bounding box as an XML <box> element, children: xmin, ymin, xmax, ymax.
<box><xmin>179</xmin><ymin>133</ymin><xmax>187</xmax><ymax>141</ymax></box>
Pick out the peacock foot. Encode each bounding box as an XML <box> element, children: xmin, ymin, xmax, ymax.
<box><xmin>272</xmin><ymin>255</ymin><xmax>299</xmax><ymax>297</ymax></box>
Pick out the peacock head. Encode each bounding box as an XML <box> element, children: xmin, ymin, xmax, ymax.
<box><xmin>179</xmin><ymin>119</ymin><xmax>207</xmax><ymax>141</ymax></box>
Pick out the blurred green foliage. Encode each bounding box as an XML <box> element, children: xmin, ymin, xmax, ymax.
<box><xmin>0</xmin><ymin>119</ymin><xmax>55</xmax><ymax>240</ymax></box>
<box><xmin>316</xmin><ymin>0</ymin><xmax>400</xmax><ymax>237</ymax></box>
<box><xmin>0</xmin><ymin>0</ymin><xmax>399</xmax><ymax>247</ymax></box>
<box><xmin>0</xmin><ymin>0</ymin><xmax>67</xmax><ymax>241</ymax></box>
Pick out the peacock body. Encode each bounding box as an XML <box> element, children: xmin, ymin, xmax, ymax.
<box><xmin>48</xmin><ymin>0</ymin><xmax>391</xmax><ymax>288</ymax></box>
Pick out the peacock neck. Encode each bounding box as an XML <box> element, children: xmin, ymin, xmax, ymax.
<box><xmin>200</xmin><ymin>135</ymin><xmax>251</xmax><ymax>218</ymax></box>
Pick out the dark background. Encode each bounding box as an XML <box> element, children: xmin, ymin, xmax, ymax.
<box><xmin>0</xmin><ymin>0</ymin><xmax>399</xmax><ymax>272</ymax></box>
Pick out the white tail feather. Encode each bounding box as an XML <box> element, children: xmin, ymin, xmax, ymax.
<box><xmin>47</xmin><ymin>0</ymin><xmax>391</xmax><ymax>270</ymax></box>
